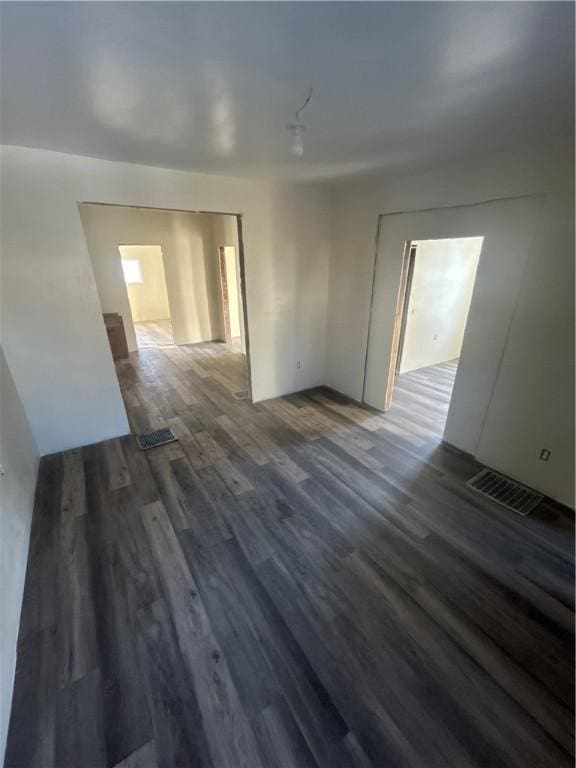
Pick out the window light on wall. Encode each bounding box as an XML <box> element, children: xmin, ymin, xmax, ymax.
<box><xmin>122</xmin><ymin>259</ymin><xmax>143</xmax><ymax>284</ymax></box>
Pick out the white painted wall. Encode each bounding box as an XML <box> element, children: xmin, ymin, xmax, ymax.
<box><xmin>0</xmin><ymin>347</ymin><xmax>39</xmax><ymax>763</ymax></box>
<box><xmin>1</xmin><ymin>146</ymin><xmax>331</xmax><ymax>454</ymax></box>
<box><xmin>327</xmin><ymin>141</ymin><xmax>574</xmax><ymax>507</ymax></box>
<box><xmin>399</xmin><ymin>238</ymin><xmax>481</xmax><ymax>373</ymax></box>
<box><xmin>120</xmin><ymin>245</ymin><xmax>171</xmax><ymax>324</ymax></box>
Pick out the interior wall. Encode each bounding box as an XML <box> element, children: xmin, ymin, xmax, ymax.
<box><xmin>79</xmin><ymin>205</ymin><xmax>225</xmax><ymax>351</ymax></box>
<box><xmin>0</xmin><ymin>347</ymin><xmax>39</xmax><ymax>763</ymax></box>
<box><xmin>399</xmin><ymin>237</ymin><xmax>482</xmax><ymax>374</ymax></box>
<box><xmin>119</xmin><ymin>245</ymin><xmax>171</xmax><ymax>324</ymax></box>
<box><xmin>327</xmin><ymin>140</ymin><xmax>574</xmax><ymax>507</ymax></box>
<box><xmin>167</xmin><ymin>212</ymin><xmax>223</xmax><ymax>346</ymax></box>
<box><xmin>1</xmin><ymin>146</ymin><xmax>330</xmax><ymax>454</ymax></box>
<box><xmin>224</xmin><ymin>246</ymin><xmax>242</xmax><ymax>339</ymax></box>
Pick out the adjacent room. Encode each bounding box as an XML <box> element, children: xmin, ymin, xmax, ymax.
<box><xmin>120</xmin><ymin>245</ymin><xmax>175</xmax><ymax>349</ymax></box>
<box><xmin>0</xmin><ymin>3</ymin><xmax>574</xmax><ymax>768</ymax></box>
<box><xmin>80</xmin><ymin>202</ymin><xmax>250</xmax><ymax>401</ymax></box>
<box><xmin>387</xmin><ymin>237</ymin><xmax>483</xmax><ymax>442</ymax></box>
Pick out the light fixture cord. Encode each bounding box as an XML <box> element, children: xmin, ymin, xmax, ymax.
<box><xmin>295</xmin><ymin>87</ymin><xmax>313</xmax><ymax>124</ymax></box>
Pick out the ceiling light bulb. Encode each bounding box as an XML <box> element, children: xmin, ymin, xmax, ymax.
<box><xmin>286</xmin><ymin>87</ymin><xmax>313</xmax><ymax>159</ymax></box>
<box><xmin>291</xmin><ymin>132</ymin><xmax>304</xmax><ymax>156</ymax></box>
<box><xmin>287</xmin><ymin>123</ymin><xmax>305</xmax><ymax>157</ymax></box>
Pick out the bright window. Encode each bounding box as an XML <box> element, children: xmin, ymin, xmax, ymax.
<box><xmin>122</xmin><ymin>259</ymin><xmax>142</xmax><ymax>284</ymax></box>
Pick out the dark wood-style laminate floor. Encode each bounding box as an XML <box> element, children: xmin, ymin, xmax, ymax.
<box><xmin>6</xmin><ymin>346</ymin><xmax>574</xmax><ymax>768</ymax></box>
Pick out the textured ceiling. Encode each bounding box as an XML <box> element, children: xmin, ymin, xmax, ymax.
<box><xmin>1</xmin><ymin>2</ymin><xmax>573</xmax><ymax>182</ymax></box>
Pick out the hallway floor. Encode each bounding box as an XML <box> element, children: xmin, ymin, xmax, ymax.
<box><xmin>5</xmin><ymin>345</ymin><xmax>574</xmax><ymax>768</ymax></box>
<box><xmin>134</xmin><ymin>319</ymin><xmax>175</xmax><ymax>348</ymax></box>
<box><xmin>392</xmin><ymin>358</ymin><xmax>459</xmax><ymax>440</ymax></box>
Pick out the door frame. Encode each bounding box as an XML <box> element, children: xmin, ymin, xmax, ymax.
<box><xmin>218</xmin><ymin>245</ymin><xmax>232</xmax><ymax>343</ymax></box>
<box><xmin>361</xmin><ymin>195</ymin><xmax>541</xmax><ymax>457</ymax></box>
<box><xmin>395</xmin><ymin>243</ymin><xmax>417</xmax><ymax>376</ymax></box>
<box><xmin>236</xmin><ymin>215</ymin><xmax>253</xmax><ymax>402</ymax></box>
<box><xmin>380</xmin><ymin>240</ymin><xmax>413</xmax><ymax>410</ymax></box>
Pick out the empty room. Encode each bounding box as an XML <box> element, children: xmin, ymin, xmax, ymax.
<box><xmin>0</xmin><ymin>3</ymin><xmax>574</xmax><ymax>768</ymax></box>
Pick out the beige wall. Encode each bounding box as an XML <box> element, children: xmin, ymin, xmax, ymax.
<box><xmin>167</xmin><ymin>212</ymin><xmax>224</xmax><ymax>346</ymax></box>
<box><xmin>327</xmin><ymin>140</ymin><xmax>574</xmax><ymax>507</ymax></box>
<box><xmin>1</xmin><ymin>146</ymin><xmax>330</xmax><ymax>454</ymax></box>
<box><xmin>399</xmin><ymin>238</ymin><xmax>482</xmax><ymax>374</ymax></box>
<box><xmin>0</xmin><ymin>347</ymin><xmax>39</xmax><ymax>762</ymax></box>
<box><xmin>120</xmin><ymin>245</ymin><xmax>170</xmax><ymax>324</ymax></box>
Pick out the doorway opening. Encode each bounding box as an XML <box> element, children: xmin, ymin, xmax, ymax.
<box><xmin>79</xmin><ymin>202</ymin><xmax>252</xmax><ymax>403</ymax></box>
<box><xmin>388</xmin><ymin>237</ymin><xmax>483</xmax><ymax>439</ymax></box>
<box><xmin>119</xmin><ymin>244</ymin><xmax>175</xmax><ymax>348</ymax></box>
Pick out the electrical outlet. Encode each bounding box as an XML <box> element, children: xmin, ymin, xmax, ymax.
<box><xmin>296</xmin><ymin>361</ymin><xmax>301</xmax><ymax>369</ymax></box>
<box><xmin>539</xmin><ymin>448</ymin><xmax>551</xmax><ymax>462</ymax></box>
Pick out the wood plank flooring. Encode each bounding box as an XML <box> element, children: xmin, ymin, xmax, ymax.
<box><xmin>134</xmin><ymin>319</ymin><xmax>175</xmax><ymax>348</ymax></box>
<box><xmin>393</xmin><ymin>358</ymin><xmax>458</xmax><ymax>439</ymax></box>
<box><xmin>6</xmin><ymin>344</ymin><xmax>574</xmax><ymax>768</ymax></box>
